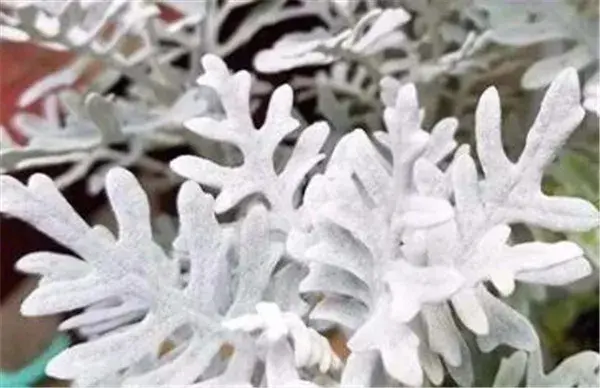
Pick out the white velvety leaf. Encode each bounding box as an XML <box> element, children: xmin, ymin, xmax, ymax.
<box><xmin>0</xmin><ymin>168</ymin><xmax>232</xmax><ymax>383</ymax></box>
<box><xmin>521</xmin><ymin>45</ymin><xmax>593</xmax><ymax>90</ymax></box>
<box><xmin>303</xmin><ymin>222</ymin><xmax>374</xmax><ymax>285</ymax></box>
<box><xmin>320</xmin><ymin>199</ymin><xmax>382</xmax><ymax>254</ymax></box>
<box><xmin>177</xmin><ymin>181</ymin><xmax>229</xmax><ymax>315</ymax></box>
<box><xmin>475</xmin><ymin>287</ymin><xmax>538</xmax><ymax>353</ymax></box>
<box><xmin>413</xmin><ymin>158</ymin><xmax>450</xmax><ymax>199</ymax></box>
<box><xmin>527</xmin><ymin>348</ymin><xmax>600</xmax><ymax>387</ymax></box>
<box><xmin>265</xmin><ymin>262</ymin><xmax>310</xmax><ymax>315</ymax></box>
<box><xmin>327</xmin><ymin>129</ymin><xmax>392</xmax><ymax>207</ymax></box>
<box><xmin>515</xmin><ymin>257</ymin><xmax>592</xmax><ymax>286</ymax></box>
<box><xmin>502</xmin><ymin>195</ymin><xmax>599</xmax><ymax>233</ymax></box>
<box><xmin>265</xmin><ymin>338</ymin><xmax>317</xmax><ymax>387</ymax></box>
<box><xmin>451</xmin><ymin>287</ymin><xmax>489</xmax><ymax>335</ymax></box>
<box><xmin>2</xmin><ymin>86</ymin><xmax>211</xmax><ymax>191</ymax></box>
<box><xmin>191</xmin><ymin>342</ymin><xmax>255</xmax><ymax>388</ymax></box>
<box><xmin>299</xmin><ymin>263</ymin><xmax>370</xmax><ymax>305</ymax></box>
<box><xmin>475</xmin><ymin>86</ymin><xmax>513</xmax><ymax>181</ymax></box>
<box><xmin>310</xmin><ymin>295</ymin><xmax>368</xmax><ymax>331</ymax></box>
<box><xmin>170</xmin><ymin>156</ymin><xmax>233</xmax><ymax>190</ymax></box>
<box><xmin>492</xmin><ymin>350</ymin><xmax>527</xmax><ymax>387</ymax></box>
<box><xmin>172</xmin><ymin>55</ymin><xmax>329</xmax><ymax>230</ymax></box>
<box><xmin>384</xmin><ymin>83</ymin><xmax>429</xmax><ymax>196</ymax></box>
<box><xmin>0</xmin><ymin>173</ymin><xmax>92</xmax><ymax>258</ymax></box>
<box><xmin>421</xmin><ymin>304</ymin><xmax>463</xmax><ymax>367</ymax></box>
<box><xmin>227</xmin><ymin>204</ymin><xmax>282</xmax><ymax>317</ymax></box>
<box><xmin>397</xmin><ymin>195</ymin><xmax>454</xmax><ymax>228</ymax></box>
<box><xmin>454</xmin><ymin>224</ymin><xmax>590</xmax><ymax>296</ymax></box>
<box><xmin>384</xmin><ymin>261</ymin><xmax>463</xmax><ymax>322</ymax></box>
<box><xmin>501</xmin><ymin>241</ymin><xmax>587</xmax><ymax>278</ymax></box>
<box><xmin>16</xmin><ymin>252</ymin><xmax>90</xmax><ymax>280</ymax></box>
<box><xmin>422</xmin><ymin>117</ymin><xmax>458</xmax><ymax>163</ymax></box>
<box><xmin>254</xmin><ymin>7</ymin><xmax>410</xmax><ymax>73</ymax></box>
<box><xmin>223</xmin><ymin>302</ymin><xmax>341</xmax><ymax>375</ymax></box>
<box><xmin>340</xmin><ymin>351</ymin><xmax>383</xmax><ymax>387</ymax></box>
<box><xmin>348</xmin><ymin>304</ymin><xmax>422</xmax><ymax>386</ymax></box>
<box><xmin>445</xmin><ymin>329</ymin><xmax>474</xmax><ymax>387</ymax></box>
<box><xmin>285</xmin><ymin>72</ymin><xmax>595</xmax><ymax>386</ymax></box>
<box><xmin>483</xmin><ymin>18</ymin><xmax>569</xmax><ymax>46</ymax></box>
<box><xmin>47</xmin><ymin>315</ymin><xmax>166</xmax><ymax>382</ymax></box>
<box><xmin>254</xmin><ymin>28</ymin><xmax>340</xmax><ymax>73</ymax></box>
<box><xmin>349</xmin><ymin>8</ymin><xmax>410</xmax><ymax>54</ymax></box>
<box><xmin>481</xmin><ymin>68</ymin><xmax>595</xmax><ymax>231</ymax></box>
<box><xmin>419</xmin><ymin>346</ymin><xmax>444</xmax><ymax>385</ymax></box>
<box><xmin>425</xmin><ymin>219</ymin><xmax>459</xmax><ymax>268</ymax></box>
<box><xmin>494</xmin><ymin>348</ymin><xmax>600</xmax><ymax>387</ymax></box>
<box><xmin>122</xmin><ymin>335</ymin><xmax>224</xmax><ymax>386</ymax></box>
<box><xmin>430</xmin><ymin>68</ymin><xmax>599</xmax><ymax>358</ymax></box>
<box><xmin>21</xmin><ymin>274</ymin><xmax>120</xmax><ymax>316</ymax></box>
<box><xmin>58</xmin><ymin>299</ymin><xmax>146</xmax><ymax>332</ymax></box>
<box><xmin>451</xmin><ymin>153</ymin><xmax>486</xmax><ymax>240</ymax></box>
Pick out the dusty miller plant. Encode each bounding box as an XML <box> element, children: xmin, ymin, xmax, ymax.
<box><xmin>0</xmin><ymin>0</ymin><xmax>598</xmax><ymax>386</ymax></box>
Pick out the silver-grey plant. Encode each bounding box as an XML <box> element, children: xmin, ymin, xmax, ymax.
<box><xmin>0</xmin><ymin>0</ymin><xmax>598</xmax><ymax>387</ymax></box>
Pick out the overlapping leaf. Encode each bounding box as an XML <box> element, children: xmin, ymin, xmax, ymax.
<box><xmin>288</xmin><ymin>82</ymin><xmax>466</xmax><ymax>386</ymax></box>
<box><xmin>1</xmin><ymin>90</ymin><xmax>213</xmax><ymax>192</ymax></box>
<box><xmin>171</xmin><ymin>55</ymin><xmax>330</xmax><ymax>230</ymax></box>
<box><xmin>0</xmin><ymin>167</ymin><xmax>307</xmax><ymax>385</ymax></box>
<box><xmin>475</xmin><ymin>0</ymin><xmax>599</xmax><ymax>113</ymax></box>
<box><xmin>494</xmin><ymin>348</ymin><xmax>600</xmax><ymax>387</ymax></box>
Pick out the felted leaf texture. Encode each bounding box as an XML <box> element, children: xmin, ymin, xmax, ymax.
<box><xmin>493</xmin><ymin>348</ymin><xmax>600</xmax><ymax>387</ymax></box>
<box><xmin>1</xmin><ymin>169</ymin><xmax>224</xmax><ymax>384</ymax></box>
<box><xmin>222</xmin><ymin>302</ymin><xmax>341</xmax><ymax>384</ymax></box>
<box><xmin>475</xmin><ymin>0</ymin><xmax>599</xmax><ymax>108</ymax></box>
<box><xmin>418</xmin><ymin>68</ymin><xmax>596</xmax><ymax>380</ymax></box>
<box><xmin>445</xmin><ymin>67</ymin><xmax>596</xmax><ymax>257</ymax></box>
<box><xmin>254</xmin><ymin>7</ymin><xmax>410</xmax><ymax>73</ymax></box>
<box><xmin>171</xmin><ymin>54</ymin><xmax>330</xmax><ymax>230</ymax></box>
<box><xmin>287</xmin><ymin>82</ymin><xmax>466</xmax><ymax>386</ymax></box>
<box><xmin>0</xmin><ymin>167</ymin><xmax>311</xmax><ymax>386</ymax></box>
<box><xmin>288</xmin><ymin>67</ymin><xmax>598</xmax><ymax>386</ymax></box>
<box><xmin>1</xmin><ymin>1</ymin><xmax>598</xmax><ymax>386</ymax></box>
<box><xmin>1</xmin><ymin>88</ymin><xmax>213</xmax><ymax>193</ymax></box>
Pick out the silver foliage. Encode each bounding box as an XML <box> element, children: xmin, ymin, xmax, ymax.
<box><xmin>0</xmin><ymin>168</ymin><xmax>337</xmax><ymax>386</ymax></box>
<box><xmin>287</xmin><ymin>68</ymin><xmax>597</xmax><ymax>386</ymax></box>
<box><xmin>494</xmin><ymin>348</ymin><xmax>600</xmax><ymax>387</ymax></box>
<box><xmin>0</xmin><ymin>1</ymin><xmax>598</xmax><ymax>387</ymax></box>
<box><xmin>171</xmin><ymin>55</ymin><xmax>330</xmax><ymax>232</ymax></box>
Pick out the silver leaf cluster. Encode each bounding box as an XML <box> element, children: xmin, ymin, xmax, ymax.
<box><xmin>0</xmin><ymin>1</ymin><xmax>598</xmax><ymax>387</ymax></box>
